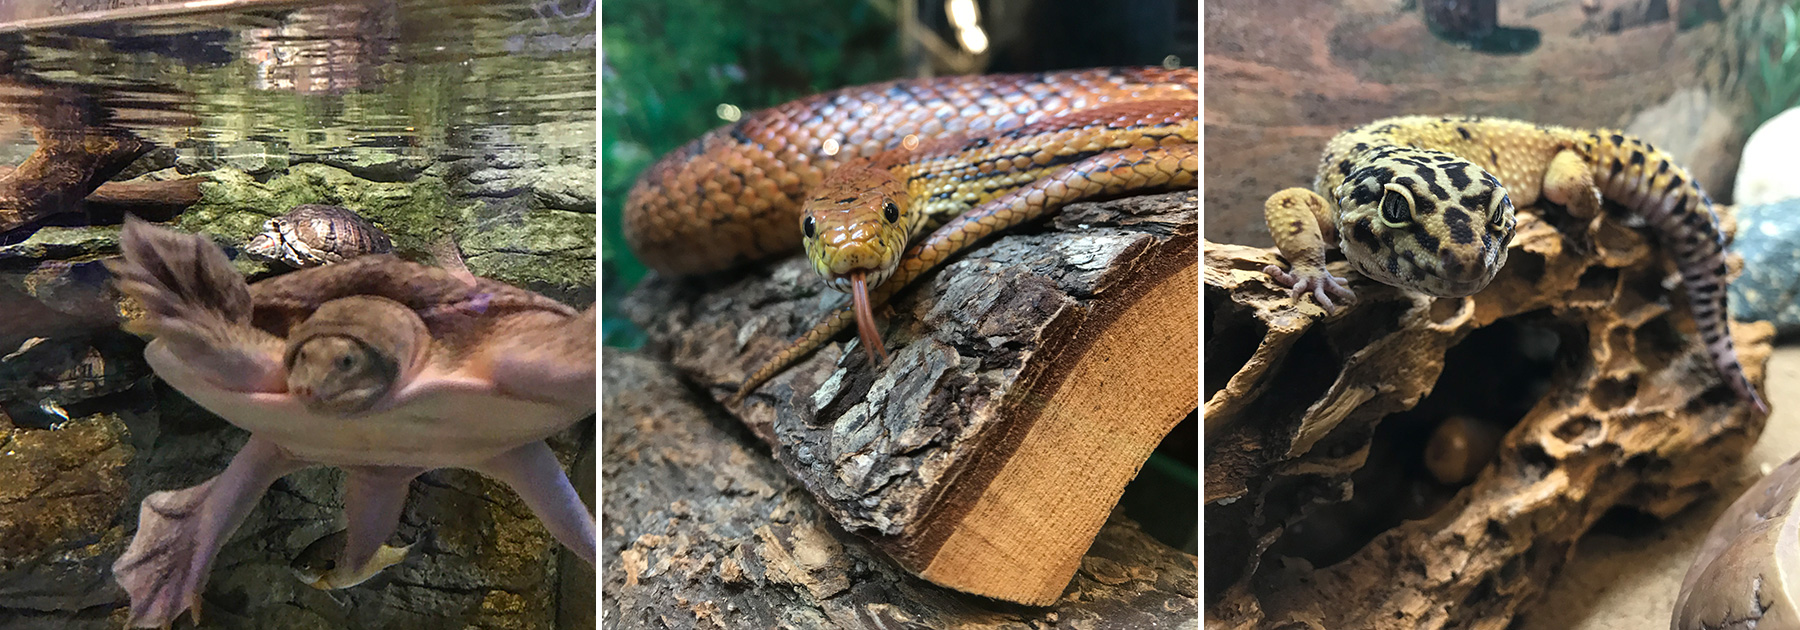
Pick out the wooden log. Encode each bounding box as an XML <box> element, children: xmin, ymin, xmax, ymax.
<box><xmin>0</xmin><ymin>165</ymin><xmax>202</xmax><ymax>227</ymax></box>
<box><xmin>623</xmin><ymin>190</ymin><xmax>1198</xmax><ymax>606</ymax></box>
<box><xmin>0</xmin><ymin>83</ymin><xmax>151</xmax><ymax>233</ymax></box>
<box><xmin>1203</xmin><ymin>198</ymin><xmax>1774</xmax><ymax>627</ymax></box>
<box><xmin>601</xmin><ymin>348</ymin><xmax>1198</xmax><ymax>627</ymax></box>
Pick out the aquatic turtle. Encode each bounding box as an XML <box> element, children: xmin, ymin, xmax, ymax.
<box><xmin>243</xmin><ymin>204</ymin><xmax>395</xmax><ymax>268</ymax></box>
<box><xmin>104</xmin><ymin>216</ymin><xmax>595</xmax><ymax>628</ymax></box>
<box><xmin>244</xmin><ymin>203</ymin><xmax>478</xmax><ymax>284</ymax></box>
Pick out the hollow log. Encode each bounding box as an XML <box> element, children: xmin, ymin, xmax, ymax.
<box><xmin>601</xmin><ymin>349</ymin><xmax>1198</xmax><ymax>627</ymax></box>
<box><xmin>1203</xmin><ymin>199</ymin><xmax>1773</xmax><ymax>627</ymax></box>
<box><xmin>623</xmin><ymin>189</ymin><xmax>1199</xmax><ymax>605</ymax></box>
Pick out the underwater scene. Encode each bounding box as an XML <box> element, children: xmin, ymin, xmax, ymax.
<box><xmin>0</xmin><ymin>0</ymin><xmax>596</xmax><ymax>628</ymax></box>
<box><xmin>1205</xmin><ymin>0</ymin><xmax>1800</xmax><ymax>628</ymax></box>
<box><xmin>601</xmin><ymin>0</ymin><xmax>1198</xmax><ymax>627</ymax></box>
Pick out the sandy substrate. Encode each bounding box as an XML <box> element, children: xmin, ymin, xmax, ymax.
<box><xmin>1515</xmin><ymin>344</ymin><xmax>1800</xmax><ymax>629</ymax></box>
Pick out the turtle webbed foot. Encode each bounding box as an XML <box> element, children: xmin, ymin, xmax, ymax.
<box><xmin>111</xmin><ymin>480</ymin><xmax>220</xmax><ymax>628</ymax></box>
<box><xmin>107</xmin><ymin>216</ymin><xmax>288</xmax><ymax>393</ymax></box>
<box><xmin>111</xmin><ymin>438</ymin><xmax>302</xmax><ymax>628</ymax></box>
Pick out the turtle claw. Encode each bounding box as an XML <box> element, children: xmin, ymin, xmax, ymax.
<box><xmin>1264</xmin><ymin>263</ymin><xmax>1355</xmax><ymax>314</ymax></box>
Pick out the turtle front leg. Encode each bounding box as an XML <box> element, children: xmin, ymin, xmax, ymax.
<box><xmin>470</xmin><ymin>441</ymin><xmax>595</xmax><ymax>564</ymax></box>
<box><xmin>112</xmin><ymin>437</ymin><xmax>306</xmax><ymax>628</ymax></box>
<box><xmin>334</xmin><ymin>465</ymin><xmax>425</xmax><ymax>585</ymax></box>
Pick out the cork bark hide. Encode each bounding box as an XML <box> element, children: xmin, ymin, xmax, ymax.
<box><xmin>625</xmin><ymin>189</ymin><xmax>1199</xmax><ymax>606</ymax></box>
<box><xmin>1204</xmin><ymin>200</ymin><xmax>1774</xmax><ymax>628</ymax></box>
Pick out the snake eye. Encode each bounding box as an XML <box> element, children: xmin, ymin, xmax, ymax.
<box><xmin>882</xmin><ymin>201</ymin><xmax>899</xmax><ymax>223</ymax></box>
<box><xmin>802</xmin><ymin>215</ymin><xmax>816</xmax><ymax>238</ymax></box>
<box><xmin>1378</xmin><ymin>183</ymin><xmax>1414</xmax><ymax>228</ymax></box>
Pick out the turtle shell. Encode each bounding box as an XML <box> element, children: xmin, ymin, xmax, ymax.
<box><xmin>243</xmin><ymin>204</ymin><xmax>394</xmax><ymax>267</ymax></box>
<box><xmin>245</xmin><ymin>254</ymin><xmax>575</xmax><ymax>361</ymax></box>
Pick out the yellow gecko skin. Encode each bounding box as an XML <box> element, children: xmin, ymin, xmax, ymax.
<box><xmin>1263</xmin><ymin>115</ymin><xmax>1767</xmax><ymax>415</ymax></box>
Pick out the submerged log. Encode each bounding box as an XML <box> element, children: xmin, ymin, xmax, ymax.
<box><xmin>624</xmin><ymin>189</ymin><xmax>1198</xmax><ymax>605</ymax></box>
<box><xmin>601</xmin><ymin>349</ymin><xmax>1198</xmax><ymax>627</ymax></box>
<box><xmin>0</xmin><ymin>165</ymin><xmax>202</xmax><ymax>227</ymax></box>
<box><xmin>1204</xmin><ymin>199</ymin><xmax>1774</xmax><ymax>627</ymax></box>
<box><xmin>0</xmin><ymin>83</ymin><xmax>152</xmax><ymax>233</ymax></box>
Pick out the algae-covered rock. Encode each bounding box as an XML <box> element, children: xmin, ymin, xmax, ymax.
<box><xmin>0</xmin><ymin>413</ymin><xmax>134</xmax><ymax>618</ymax></box>
<box><xmin>178</xmin><ymin>160</ymin><xmax>594</xmax><ymax>300</ymax></box>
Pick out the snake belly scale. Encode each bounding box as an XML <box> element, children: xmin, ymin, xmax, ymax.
<box><xmin>623</xmin><ymin>67</ymin><xmax>1198</xmax><ymax>400</ymax></box>
<box><xmin>1262</xmin><ymin>115</ymin><xmax>1766</xmax><ymax>414</ymax></box>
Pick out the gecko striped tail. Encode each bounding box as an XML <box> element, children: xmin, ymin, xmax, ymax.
<box><xmin>1582</xmin><ymin>131</ymin><xmax>1768</xmax><ymax>415</ymax></box>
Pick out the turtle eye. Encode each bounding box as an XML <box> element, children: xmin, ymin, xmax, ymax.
<box><xmin>336</xmin><ymin>354</ymin><xmax>355</xmax><ymax>370</ymax></box>
<box><xmin>802</xmin><ymin>215</ymin><xmax>816</xmax><ymax>238</ymax></box>
<box><xmin>1379</xmin><ymin>183</ymin><xmax>1414</xmax><ymax>228</ymax></box>
<box><xmin>882</xmin><ymin>201</ymin><xmax>900</xmax><ymax>223</ymax></box>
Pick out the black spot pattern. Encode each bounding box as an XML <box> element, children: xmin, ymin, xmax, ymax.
<box><xmin>1351</xmin><ymin>218</ymin><xmax>1381</xmax><ymax>249</ymax></box>
<box><xmin>1442</xmin><ymin>206</ymin><xmax>1475</xmax><ymax>245</ymax></box>
<box><xmin>1443</xmin><ymin>162</ymin><xmax>1471</xmax><ymax>189</ymax></box>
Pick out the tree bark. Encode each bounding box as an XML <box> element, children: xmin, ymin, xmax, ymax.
<box><xmin>624</xmin><ymin>189</ymin><xmax>1198</xmax><ymax>605</ymax></box>
<box><xmin>601</xmin><ymin>349</ymin><xmax>1198</xmax><ymax>629</ymax></box>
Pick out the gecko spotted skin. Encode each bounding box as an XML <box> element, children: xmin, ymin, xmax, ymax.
<box><xmin>1263</xmin><ymin>115</ymin><xmax>1767</xmax><ymax>414</ymax></box>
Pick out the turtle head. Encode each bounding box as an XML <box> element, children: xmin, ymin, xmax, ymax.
<box><xmin>286</xmin><ymin>295</ymin><xmax>427</xmax><ymax>415</ymax></box>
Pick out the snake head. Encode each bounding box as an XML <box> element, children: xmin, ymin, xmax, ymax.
<box><xmin>799</xmin><ymin>163</ymin><xmax>915</xmax><ymax>366</ymax></box>
<box><xmin>1332</xmin><ymin>150</ymin><xmax>1517</xmax><ymax>298</ymax></box>
<box><xmin>799</xmin><ymin>164</ymin><xmax>913</xmax><ymax>294</ymax></box>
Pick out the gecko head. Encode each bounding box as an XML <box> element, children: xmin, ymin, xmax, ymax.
<box><xmin>1334</xmin><ymin>152</ymin><xmax>1518</xmax><ymax>298</ymax></box>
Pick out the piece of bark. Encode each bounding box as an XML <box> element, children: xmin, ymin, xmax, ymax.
<box><xmin>624</xmin><ymin>190</ymin><xmax>1198</xmax><ymax>606</ymax></box>
<box><xmin>1204</xmin><ymin>200</ymin><xmax>1774</xmax><ymax>627</ymax></box>
<box><xmin>0</xmin><ymin>164</ymin><xmax>201</xmax><ymax>227</ymax></box>
<box><xmin>601</xmin><ymin>349</ymin><xmax>1198</xmax><ymax>628</ymax></box>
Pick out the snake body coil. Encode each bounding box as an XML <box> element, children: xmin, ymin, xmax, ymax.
<box><xmin>623</xmin><ymin>67</ymin><xmax>1198</xmax><ymax>275</ymax></box>
<box><xmin>622</xmin><ymin>67</ymin><xmax>1199</xmax><ymax>400</ymax></box>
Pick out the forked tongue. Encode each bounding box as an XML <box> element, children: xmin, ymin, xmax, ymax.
<box><xmin>849</xmin><ymin>271</ymin><xmax>889</xmax><ymax>365</ymax></box>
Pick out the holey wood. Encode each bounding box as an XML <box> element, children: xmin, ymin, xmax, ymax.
<box><xmin>1204</xmin><ymin>198</ymin><xmax>1773</xmax><ymax>628</ymax></box>
<box><xmin>625</xmin><ymin>190</ymin><xmax>1198</xmax><ymax>605</ymax></box>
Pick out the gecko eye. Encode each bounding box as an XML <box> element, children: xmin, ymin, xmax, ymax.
<box><xmin>1489</xmin><ymin>193</ymin><xmax>1512</xmax><ymax>226</ymax></box>
<box><xmin>802</xmin><ymin>215</ymin><xmax>816</xmax><ymax>238</ymax></box>
<box><xmin>1378</xmin><ymin>183</ymin><xmax>1415</xmax><ymax>228</ymax></box>
<box><xmin>882</xmin><ymin>201</ymin><xmax>900</xmax><ymax>223</ymax></box>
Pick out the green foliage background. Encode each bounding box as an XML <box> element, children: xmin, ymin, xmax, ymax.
<box><xmin>1744</xmin><ymin>0</ymin><xmax>1800</xmax><ymax>132</ymax></box>
<box><xmin>600</xmin><ymin>0</ymin><xmax>903</xmax><ymax>347</ymax></box>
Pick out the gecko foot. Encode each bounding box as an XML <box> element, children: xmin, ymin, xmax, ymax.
<box><xmin>1264</xmin><ymin>263</ymin><xmax>1356</xmax><ymax>314</ymax></box>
